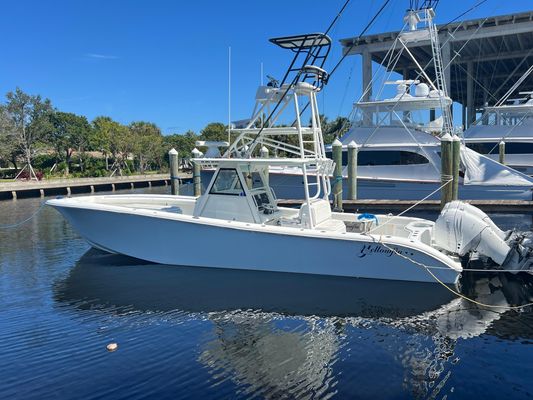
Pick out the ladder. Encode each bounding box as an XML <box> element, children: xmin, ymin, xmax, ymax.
<box><xmin>426</xmin><ymin>8</ymin><xmax>454</xmax><ymax>136</ymax></box>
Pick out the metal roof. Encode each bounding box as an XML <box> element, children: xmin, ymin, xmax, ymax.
<box><xmin>341</xmin><ymin>11</ymin><xmax>533</xmax><ymax>108</ymax></box>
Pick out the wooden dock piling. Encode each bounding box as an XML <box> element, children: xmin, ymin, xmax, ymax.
<box><xmin>332</xmin><ymin>138</ymin><xmax>343</xmax><ymax>212</ymax></box>
<box><xmin>499</xmin><ymin>141</ymin><xmax>506</xmax><ymax>165</ymax></box>
<box><xmin>440</xmin><ymin>133</ymin><xmax>453</xmax><ymax>208</ymax></box>
<box><xmin>169</xmin><ymin>148</ymin><xmax>180</xmax><ymax>195</ymax></box>
<box><xmin>347</xmin><ymin>141</ymin><xmax>358</xmax><ymax>200</ymax></box>
<box><xmin>451</xmin><ymin>135</ymin><xmax>461</xmax><ymax>201</ymax></box>
<box><xmin>192</xmin><ymin>148</ymin><xmax>202</xmax><ymax>197</ymax></box>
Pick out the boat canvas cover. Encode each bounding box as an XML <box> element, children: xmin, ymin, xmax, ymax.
<box><xmin>463</xmin><ymin>119</ymin><xmax>533</xmax><ymax>142</ymax></box>
<box><xmin>461</xmin><ymin>145</ymin><xmax>533</xmax><ymax>186</ymax></box>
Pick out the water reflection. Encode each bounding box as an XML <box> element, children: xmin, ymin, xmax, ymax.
<box><xmin>53</xmin><ymin>250</ymin><xmax>533</xmax><ymax>399</ymax></box>
<box><xmin>55</xmin><ymin>249</ymin><xmax>460</xmax><ymax>318</ymax></box>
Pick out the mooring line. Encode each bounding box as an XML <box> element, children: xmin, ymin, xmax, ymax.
<box><xmin>0</xmin><ymin>202</ymin><xmax>47</xmax><ymax>229</ymax></box>
<box><xmin>376</xmin><ymin>238</ymin><xmax>533</xmax><ymax>311</ymax></box>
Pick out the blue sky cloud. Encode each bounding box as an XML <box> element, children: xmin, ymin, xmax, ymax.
<box><xmin>84</xmin><ymin>53</ymin><xmax>119</xmax><ymax>60</ymax></box>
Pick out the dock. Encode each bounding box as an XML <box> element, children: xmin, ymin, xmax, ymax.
<box><xmin>277</xmin><ymin>199</ymin><xmax>533</xmax><ymax>213</ymax></box>
<box><xmin>0</xmin><ymin>173</ymin><xmax>191</xmax><ymax>200</ymax></box>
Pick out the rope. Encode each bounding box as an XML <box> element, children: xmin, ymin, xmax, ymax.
<box><xmin>328</xmin><ymin>0</ymin><xmax>392</xmax><ymax>79</ymax></box>
<box><xmin>0</xmin><ymin>201</ymin><xmax>46</xmax><ymax>229</ymax></box>
<box><xmin>376</xmin><ymin>239</ymin><xmax>533</xmax><ymax>311</ymax></box>
<box><xmin>366</xmin><ymin>178</ymin><xmax>453</xmax><ymax>234</ymax></box>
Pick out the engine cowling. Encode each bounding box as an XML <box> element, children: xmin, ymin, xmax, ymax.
<box><xmin>433</xmin><ymin>201</ymin><xmax>533</xmax><ymax>273</ymax></box>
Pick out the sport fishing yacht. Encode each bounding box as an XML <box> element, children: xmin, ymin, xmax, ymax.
<box><xmin>48</xmin><ymin>28</ymin><xmax>533</xmax><ymax>285</ymax></box>
<box><xmin>463</xmin><ymin>68</ymin><xmax>533</xmax><ymax>175</ymax></box>
<box><xmin>256</xmin><ymin>9</ymin><xmax>533</xmax><ymax>200</ymax></box>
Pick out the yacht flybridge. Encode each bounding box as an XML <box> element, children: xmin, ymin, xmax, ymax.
<box><xmin>48</xmin><ymin>30</ymin><xmax>533</xmax><ymax>285</ymax></box>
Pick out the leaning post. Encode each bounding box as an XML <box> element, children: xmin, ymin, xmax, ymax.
<box><xmin>347</xmin><ymin>140</ymin><xmax>358</xmax><ymax>200</ymax></box>
<box><xmin>451</xmin><ymin>135</ymin><xmax>461</xmax><ymax>201</ymax></box>
<box><xmin>169</xmin><ymin>148</ymin><xmax>179</xmax><ymax>195</ymax></box>
<box><xmin>192</xmin><ymin>147</ymin><xmax>202</xmax><ymax>197</ymax></box>
<box><xmin>499</xmin><ymin>141</ymin><xmax>506</xmax><ymax>165</ymax></box>
<box><xmin>332</xmin><ymin>138</ymin><xmax>343</xmax><ymax>212</ymax></box>
<box><xmin>440</xmin><ymin>133</ymin><xmax>453</xmax><ymax>209</ymax></box>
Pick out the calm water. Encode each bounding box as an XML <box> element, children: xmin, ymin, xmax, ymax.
<box><xmin>1</xmin><ymin>187</ymin><xmax>533</xmax><ymax>399</ymax></box>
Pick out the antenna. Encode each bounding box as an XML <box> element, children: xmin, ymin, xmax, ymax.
<box><xmin>260</xmin><ymin>62</ymin><xmax>264</xmax><ymax>86</ymax></box>
<box><xmin>228</xmin><ymin>46</ymin><xmax>231</xmax><ymax>151</ymax></box>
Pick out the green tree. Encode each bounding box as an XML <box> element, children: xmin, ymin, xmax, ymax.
<box><xmin>4</xmin><ymin>88</ymin><xmax>53</xmax><ymax>178</ymax></box>
<box><xmin>164</xmin><ymin>130</ymin><xmax>198</xmax><ymax>160</ymax></box>
<box><xmin>323</xmin><ymin>116</ymin><xmax>350</xmax><ymax>144</ymax></box>
<box><xmin>200</xmin><ymin>122</ymin><xmax>228</xmax><ymax>142</ymax></box>
<box><xmin>109</xmin><ymin>122</ymin><xmax>134</xmax><ymax>175</ymax></box>
<box><xmin>0</xmin><ymin>107</ymin><xmax>19</xmax><ymax>169</ymax></box>
<box><xmin>91</xmin><ymin>116</ymin><xmax>119</xmax><ymax>171</ymax></box>
<box><xmin>49</xmin><ymin>111</ymin><xmax>91</xmax><ymax>175</ymax></box>
<box><xmin>129</xmin><ymin>121</ymin><xmax>163</xmax><ymax>173</ymax></box>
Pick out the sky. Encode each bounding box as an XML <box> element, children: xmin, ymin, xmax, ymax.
<box><xmin>0</xmin><ymin>0</ymin><xmax>531</xmax><ymax>135</ymax></box>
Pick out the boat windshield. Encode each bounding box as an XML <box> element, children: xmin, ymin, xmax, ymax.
<box><xmin>353</xmin><ymin>107</ymin><xmax>445</xmax><ymax>132</ymax></box>
<box><xmin>209</xmin><ymin>169</ymin><xmax>244</xmax><ymax>195</ymax></box>
<box><xmin>478</xmin><ymin>109</ymin><xmax>533</xmax><ymax>126</ymax></box>
<box><xmin>245</xmin><ymin>171</ymin><xmax>265</xmax><ymax>190</ymax></box>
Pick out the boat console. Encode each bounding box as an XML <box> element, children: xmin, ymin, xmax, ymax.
<box><xmin>193</xmin><ymin>163</ymin><xmax>280</xmax><ymax>224</ymax></box>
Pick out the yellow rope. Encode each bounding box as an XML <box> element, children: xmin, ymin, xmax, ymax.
<box><xmin>376</xmin><ymin>238</ymin><xmax>533</xmax><ymax>311</ymax></box>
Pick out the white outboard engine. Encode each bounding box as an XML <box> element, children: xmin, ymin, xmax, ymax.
<box><xmin>433</xmin><ymin>201</ymin><xmax>533</xmax><ymax>273</ymax></box>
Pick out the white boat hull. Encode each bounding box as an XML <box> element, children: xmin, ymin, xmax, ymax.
<box><xmin>49</xmin><ymin>198</ymin><xmax>461</xmax><ymax>285</ymax></box>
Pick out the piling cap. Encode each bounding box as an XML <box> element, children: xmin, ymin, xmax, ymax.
<box><xmin>499</xmin><ymin>140</ymin><xmax>505</xmax><ymax>145</ymax></box>
<box><xmin>451</xmin><ymin>134</ymin><xmax>460</xmax><ymax>142</ymax></box>
<box><xmin>191</xmin><ymin>147</ymin><xmax>202</xmax><ymax>156</ymax></box>
<box><xmin>440</xmin><ymin>132</ymin><xmax>452</xmax><ymax>141</ymax></box>
<box><xmin>332</xmin><ymin>138</ymin><xmax>342</xmax><ymax>147</ymax></box>
<box><xmin>260</xmin><ymin>146</ymin><xmax>269</xmax><ymax>154</ymax></box>
<box><xmin>168</xmin><ymin>148</ymin><xmax>178</xmax><ymax>155</ymax></box>
<box><xmin>347</xmin><ymin>140</ymin><xmax>358</xmax><ymax>148</ymax></box>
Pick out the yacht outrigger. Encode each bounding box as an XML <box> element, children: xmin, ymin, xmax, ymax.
<box><xmin>48</xmin><ymin>30</ymin><xmax>533</xmax><ymax>285</ymax></box>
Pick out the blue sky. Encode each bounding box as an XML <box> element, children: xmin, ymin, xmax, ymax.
<box><xmin>1</xmin><ymin>0</ymin><xmax>531</xmax><ymax>134</ymax></box>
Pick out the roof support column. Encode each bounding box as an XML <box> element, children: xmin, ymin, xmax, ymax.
<box><xmin>362</xmin><ymin>50</ymin><xmax>372</xmax><ymax>101</ymax></box>
<box><xmin>482</xmin><ymin>77</ymin><xmax>489</xmax><ymax>124</ymax></box>
<box><xmin>467</xmin><ymin>61</ymin><xmax>475</xmax><ymax>127</ymax></box>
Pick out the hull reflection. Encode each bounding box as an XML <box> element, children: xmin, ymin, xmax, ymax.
<box><xmin>55</xmin><ymin>249</ymin><xmax>457</xmax><ymax>318</ymax></box>
<box><xmin>53</xmin><ymin>249</ymin><xmax>533</xmax><ymax>400</ymax></box>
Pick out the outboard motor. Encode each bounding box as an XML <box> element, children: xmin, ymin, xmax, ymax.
<box><xmin>433</xmin><ymin>201</ymin><xmax>533</xmax><ymax>273</ymax></box>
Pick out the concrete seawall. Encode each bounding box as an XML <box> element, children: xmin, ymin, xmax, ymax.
<box><xmin>0</xmin><ymin>173</ymin><xmax>192</xmax><ymax>200</ymax></box>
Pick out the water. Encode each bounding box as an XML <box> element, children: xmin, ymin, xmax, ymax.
<box><xmin>1</xmin><ymin>187</ymin><xmax>533</xmax><ymax>399</ymax></box>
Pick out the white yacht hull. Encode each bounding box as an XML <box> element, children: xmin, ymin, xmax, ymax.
<box><xmin>262</xmin><ymin>172</ymin><xmax>533</xmax><ymax>200</ymax></box>
<box><xmin>48</xmin><ymin>197</ymin><xmax>461</xmax><ymax>285</ymax></box>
